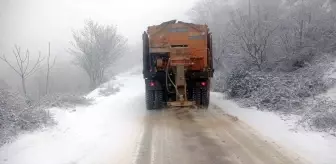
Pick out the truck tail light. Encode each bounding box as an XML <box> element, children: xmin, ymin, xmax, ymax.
<box><xmin>201</xmin><ymin>82</ymin><xmax>206</xmax><ymax>86</ymax></box>
<box><xmin>150</xmin><ymin>81</ymin><xmax>155</xmax><ymax>87</ymax></box>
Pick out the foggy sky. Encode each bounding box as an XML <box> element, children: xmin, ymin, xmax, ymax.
<box><xmin>0</xmin><ymin>0</ymin><xmax>197</xmax><ymax>57</ymax></box>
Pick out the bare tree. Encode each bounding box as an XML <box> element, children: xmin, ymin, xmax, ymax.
<box><xmin>227</xmin><ymin>8</ymin><xmax>278</xmax><ymax>70</ymax></box>
<box><xmin>0</xmin><ymin>45</ymin><xmax>45</xmax><ymax>97</ymax></box>
<box><xmin>45</xmin><ymin>42</ymin><xmax>56</xmax><ymax>95</ymax></box>
<box><xmin>69</xmin><ymin>19</ymin><xmax>127</xmax><ymax>89</ymax></box>
<box><xmin>187</xmin><ymin>0</ymin><xmax>226</xmax><ymax>24</ymax></box>
<box><xmin>275</xmin><ymin>0</ymin><xmax>335</xmax><ymax>64</ymax></box>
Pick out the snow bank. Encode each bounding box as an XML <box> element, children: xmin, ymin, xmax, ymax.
<box><xmin>0</xmin><ymin>74</ymin><xmax>147</xmax><ymax>164</ymax></box>
<box><xmin>86</xmin><ymin>65</ymin><xmax>142</xmax><ymax>101</ymax></box>
<box><xmin>211</xmin><ymin>92</ymin><xmax>336</xmax><ymax>164</ymax></box>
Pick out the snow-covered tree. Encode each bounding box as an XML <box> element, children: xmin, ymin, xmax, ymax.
<box><xmin>189</xmin><ymin>0</ymin><xmax>336</xmax><ymax>133</ymax></box>
<box><xmin>69</xmin><ymin>19</ymin><xmax>127</xmax><ymax>89</ymax></box>
<box><xmin>227</xmin><ymin>7</ymin><xmax>279</xmax><ymax>70</ymax></box>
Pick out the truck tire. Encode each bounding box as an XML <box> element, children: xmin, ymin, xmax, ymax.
<box><xmin>193</xmin><ymin>88</ymin><xmax>201</xmax><ymax>106</ymax></box>
<box><xmin>201</xmin><ymin>88</ymin><xmax>209</xmax><ymax>109</ymax></box>
<box><xmin>153</xmin><ymin>90</ymin><xmax>164</xmax><ymax>109</ymax></box>
<box><xmin>145</xmin><ymin>89</ymin><xmax>155</xmax><ymax>110</ymax></box>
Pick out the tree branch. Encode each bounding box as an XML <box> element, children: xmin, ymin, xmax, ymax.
<box><xmin>0</xmin><ymin>54</ymin><xmax>21</xmax><ymax>75</ymax></box>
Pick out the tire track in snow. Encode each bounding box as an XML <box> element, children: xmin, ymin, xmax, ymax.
<box><xmin>133</xmin><ymin>112</ymin><xmax>154</xmax><ymax>164</ymax></box>
<box><xmin>132</xmin><ymin>103</ymin><xmax>308</xmax><ymax>164</ymax></box>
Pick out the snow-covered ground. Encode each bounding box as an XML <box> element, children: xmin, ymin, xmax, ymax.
<box><xmin>0</xmin><ymin>72</ymin><xmax>147</xmax><ymax>164</ymax></box>
<box><xmin>211</xmin><ymin>92</ymin><xmax>336</xmax><ymax>164</ymax></box>
<box><xmin>0</xmin><ymin>69</ymin><xmax>335</xmax><ymax>164</ymax></box>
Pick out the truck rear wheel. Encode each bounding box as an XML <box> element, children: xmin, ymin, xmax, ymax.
<box><xmin>153</xmin><ymin>90</ymin><xmax>164</xmax><ymax>109</ymax></box>
<box><xmin>201</xmin><ymin>88</ymin><xmax>209</xmax><ymax>109</ymax></box>
<box><xmin>192</xmin><ymin>88</ymin><xmax>201</xmax><ymax>106</ymax></box>
<box><xmin>145</xmin><ymin>89</ymin><xmax>155</xmax><ymax>110</ymax></box>
<box><xmin>192</xmin><ymin>87</ymin><xmax>209</xmax><ymax>109</ymax></box>
<box><xmin>145</xmin><ymin>89</ymin><xmax>164</xmax><ymax>110</ymax></box>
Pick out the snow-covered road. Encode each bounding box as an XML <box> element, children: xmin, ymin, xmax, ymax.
<box><xmin>0</xmin><ymin>71</ymin><xmax>335</xmax><ymax>164</ymax></box>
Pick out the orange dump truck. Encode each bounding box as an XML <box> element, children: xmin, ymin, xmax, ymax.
<box><xmin>142</xmin><ymin>20</ymin><xmax>214</xmax><ymax>110</ymax></box>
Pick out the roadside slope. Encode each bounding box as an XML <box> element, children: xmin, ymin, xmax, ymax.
<box><xmin>0</xmin><ymin>74</ymin><xmax>147</xmax><ymax>164</ymax></box>
<box><xmin>211</xmin><ymin>92</ymin><xmax>336</xmax><ymax>164</ymax></box>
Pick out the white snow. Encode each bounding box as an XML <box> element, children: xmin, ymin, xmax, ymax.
<box><xmin>1</xmin><ymin>69</ymin><xmax>336</xmax><ymax>164</ymax></box>
<box><xmin>0</xmin><ymin>72</ymin><xmax>147</xmax><ymax>164</ymax></box>
<box><xmin>211</xmin><ymin>92</ymin><xmax>336</xmax><ymax>164</ymax></box>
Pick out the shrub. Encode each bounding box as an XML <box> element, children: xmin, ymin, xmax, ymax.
<box><xmin>35</xmin><ymin>93</ymin><xmax>94</xmax><ymax>110</ymax></box>
<box><xmin>225</xmin><ymin>68</ymin><xmax>261</xmax><ymax>98</ymax></box>
<box><xmin>0</xmin><ymin>89</ymin><xmax>54</xmax><ymax>146</ymax></box>
<box><xmin>98</xmin><ymin>81</ymin><xmax>120</xmax><ymax>97</ymax></box>
<box><xmin>225</xmin><ymin>54</ymin><xmax>335</xmax><ymax>113</ymax></box>
<box><xmin>299</xmin><ymin>97</ymin><xmax>336</xmax><ymax>134</ymax></box>
<box><xmin>212</xmin><ymin>71</ymin><xmax>227</xmax><ymax>93</ymax></box>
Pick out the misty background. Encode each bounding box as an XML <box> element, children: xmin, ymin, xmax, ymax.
<box><xmin>0</xmin><ymin>0</ymin><xmax>197</xmax><ymax>98</ymax></box>
<box><xmin>1</xmin><ymin>0</ymin><xmax>336</xmax><ymax>147</ymax></box>
<box><xmin>0</xmin><ymin>0</ymin><xmax>201</xmax><ymax>145</ymax></box>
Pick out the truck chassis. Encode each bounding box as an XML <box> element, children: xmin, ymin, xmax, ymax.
<box><xmin>142</xmin><ymin>21</ymin><xmax>214</xmax><ymax>110</ymax></box>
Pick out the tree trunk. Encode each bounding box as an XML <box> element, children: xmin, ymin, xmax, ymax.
<box><xmin>21</xmin><ymin>76</ymin><xmax>27</xmax><ymax>97</ymax></box>
<box><xmin>46</xmin><ymin>42</ymin><xmax>50</xmax><ymax>95</ymax></box>
<box><xmin>89</xmin><ymin>70</ymin><xmax>99</xmax><ymax>90</ymax></box>
<box><xmin>46</xmin><ymin>71</ymin><xmax>49</xmax><ymax>95</ymax></box>
<box><xmin>256</xmin><ymin>61</ymin><xmax>262</xmax><ymax>71</ymax></box>
<box><xmin>299</xmin><ymin>19</ymin><xmax>304</xmax><ymax>47</ymax></box>
<box><xmin>89</xmin><ymin>75</ymin><xmax>96</xmax><ymax>90</ymax></box>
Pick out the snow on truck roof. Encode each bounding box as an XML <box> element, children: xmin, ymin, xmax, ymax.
<box><xmin>146</xmin><ymin>19</ymin><xmax>209</xmax><ymax>35</ymax></box>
